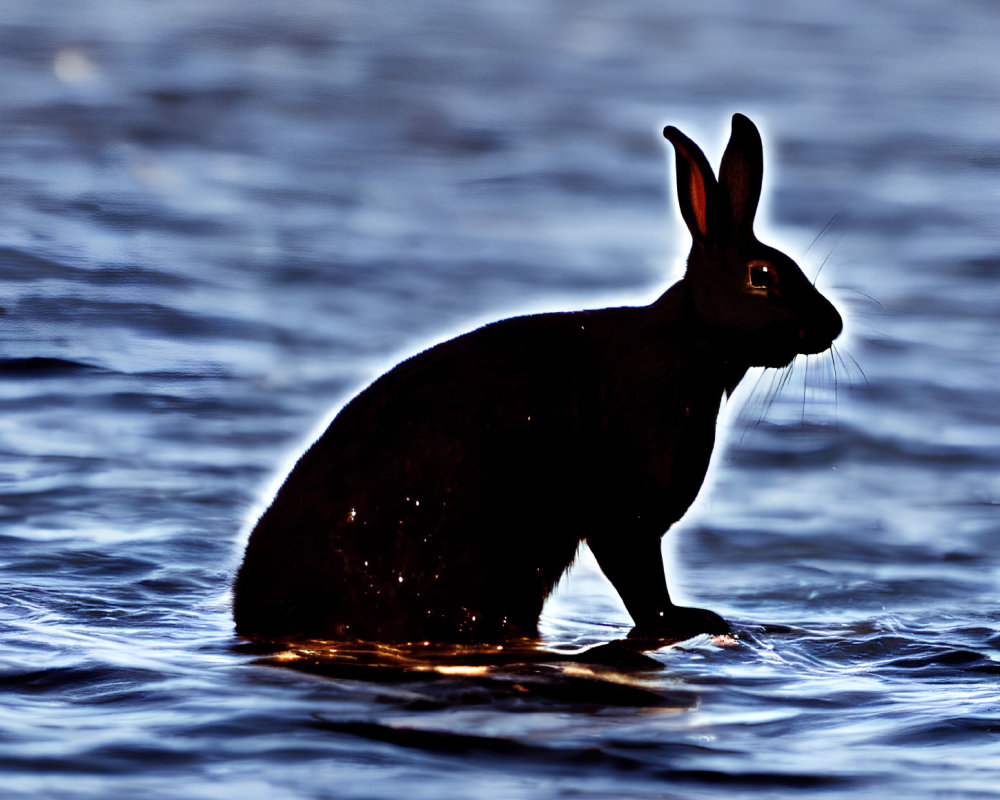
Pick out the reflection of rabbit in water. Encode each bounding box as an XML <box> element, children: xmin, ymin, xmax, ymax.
<box><xmin>234</xmin><ymin>113</ymin><xmax>842</xmax><ymax>644</ymax></box>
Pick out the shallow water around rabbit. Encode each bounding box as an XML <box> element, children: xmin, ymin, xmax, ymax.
<box><xmin>1</xmin><ymin>1</ymin><xmax>999</xmax><ymax>798</ymax></box>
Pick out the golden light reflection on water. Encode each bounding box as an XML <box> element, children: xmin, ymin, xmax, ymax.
<box><xmin>431</xmin><ymin>665</ymin><xmax>491</xmax><ymax>676</ymax></box>
<box><xmin>264</xmin><ymin>639</ymin><xmax>515</xmax><ymax>668</ymax></box>
<box><xmin>261</xmin><ymin>632</ymin><xmax>739</xmax><ymax>680</ymax></box>
<box><xmin>253</xmin><ymin>637</ymin><xmax>698</xmax><ymax>715</ymax></box>
<box><xmin>272</xmin><ymin>650</ymin><xmax>305</xmax><ymax>662</ymax></box>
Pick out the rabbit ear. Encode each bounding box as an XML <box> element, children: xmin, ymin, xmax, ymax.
<box><xmin>718</xmin><ymin>113</ymin><xmax>763</xmax><ymax>233</ymax></box>
<box><xmin>662</xmin><ymin>125</ymin><xmax>719</xmax><ymax>242</ymax></box>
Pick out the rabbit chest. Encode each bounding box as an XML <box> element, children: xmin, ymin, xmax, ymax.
<box><xmin>582</xmin><ymin>357</ymin><xmax>725</xmax><ymax>537</ymax></box>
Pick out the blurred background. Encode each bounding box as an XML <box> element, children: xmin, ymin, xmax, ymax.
<box><xmin>1</xmin><ymin>1</ymin><xmax>998</xmax><ymax>798</ymax></box>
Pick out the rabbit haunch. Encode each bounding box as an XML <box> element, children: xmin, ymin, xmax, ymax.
<box><xmin>234</xmin><ymin>113</ymin><xmax>842</xmax><ymax>643</ymax></box>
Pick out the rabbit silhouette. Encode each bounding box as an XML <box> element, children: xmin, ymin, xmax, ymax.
<box><xmin>233</xmin><ymin>113</ymin><xmax>842</xmax><ymax>644</ymax></box>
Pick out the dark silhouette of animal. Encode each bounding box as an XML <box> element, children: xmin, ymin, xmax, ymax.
<box><xmin>234</xmin><ymin>113</ymin><xmax>842</xmax><ymax>644</ymax></box>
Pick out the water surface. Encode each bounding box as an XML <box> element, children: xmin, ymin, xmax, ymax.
<box><xmin>1</xmin><ymin>1</ymin><xmax>999</xmax><ymax>797</ymax></box>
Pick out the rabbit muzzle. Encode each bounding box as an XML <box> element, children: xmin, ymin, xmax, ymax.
<box><xmin>745</xmin><ymin>299</ymin><xmax>842</xmax><ymax>368</ymax></box>
<box><xmin>796</xmin><ymin>294</ymin><xmax>843</xmax><ymax>356</ymax></box>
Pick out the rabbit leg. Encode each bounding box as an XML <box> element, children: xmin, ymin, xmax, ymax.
<box><xmin>587</xmin><ymin>533</ymin><xmax>729</xmax><ymax>641</ymax></box>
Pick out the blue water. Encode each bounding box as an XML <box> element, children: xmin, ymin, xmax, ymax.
<box><xmin>1</xmin><ymin>1</ymin><xmax>999</xmax><ymax>797</ymax></box>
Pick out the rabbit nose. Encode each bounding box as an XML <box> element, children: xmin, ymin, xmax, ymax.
<box><xmin>798</xmin><ymin>301</ymin><xmax>842</xmax><ymax>353</ymax></box>
<box><xmin>823</xmin><ymin>301</ymin><xmax>844</xmax><ymax>342</ymax></box>
<box><xmin>831</xmin><ymin>309</ymin><xmax>844</xmax><ymax>341</ymax></box>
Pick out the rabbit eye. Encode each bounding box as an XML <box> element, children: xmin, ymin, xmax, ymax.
<box><xmin>747</xmin><ymin>261</ymin><xmax>778</xmax><ymax>294</ymax></box>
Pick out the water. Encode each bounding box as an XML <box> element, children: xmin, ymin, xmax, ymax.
<box><xmin>1</xmin><ymin>0</ymin><xmax>998</xmax><ymax>797</ymax></box>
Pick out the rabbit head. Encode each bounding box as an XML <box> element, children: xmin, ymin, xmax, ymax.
<box><xmin>663</xmin><ymin>113</ymin><xmax>842</xmax><ymax>369</ymax></box>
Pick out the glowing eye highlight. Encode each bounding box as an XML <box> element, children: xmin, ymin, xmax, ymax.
<box><xmin>747</xmin><ymin>261</ymin><xmax>778</xmax><ymax>293</ymax></box>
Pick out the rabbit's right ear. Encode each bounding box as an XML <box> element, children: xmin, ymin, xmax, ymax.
<box><xmin>718</xmin><ymin>113</ymin><xmax>763</xmax><ymax>235</ymax></box>
<box><xmin>663</xmin><ymin>125</ymin><xmax>719</xmax><ymax>243</ymax></box>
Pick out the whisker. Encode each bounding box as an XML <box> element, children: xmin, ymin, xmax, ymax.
<box><xmin>829</xmin><ymin>348</ymin><xmax>840</xmax><ymax>423</ymax></box>
<box><xmin>750</xmin><ymin>369</ymin><xmax>777</xmax><ymax>421</ymax></box>
<box><xmin>732</xmin><ymin>361</ymin><xmax>804</xmax><ymax>450</ymax></box>
<box><xmin>836</xmin><ymin>345</ymin><xmax>870</xmax><ymax>386</ymax></box>
<box><xmin>804</xmin><ymin>212</ymin><xmax>840</xmax><ymax>256</ymax></box>
<box><xmin>802</xmin><ymin>355</ymin><xmax>810</xmax><ymax>425</ymax></box>
<box><xmin>756</xmin><ymin>367</ymin><xmax>784</xmax><ymax>423</ymax></box>
<box><xmin>765</xmin><ymin>368</ymin><xmax>788</xmax><ymax>421</ymax></box>
<box><xmin>732</xmin><ymin>368</ymin><xmax>776</xmax><ymax>448</ymax></box>
<box><xmin>827</xmin><ymin>345</ymin><xmax>869</xmax><ymax>400</ymax></box>
<box><xmin>732</xmin><ymin>337</ymin><xmax>852</xmax><ymax>450</ymax></box>
<box><xmin>841</xmin><ymin>287</ymin><xmax>885</xmax><ymax>310</ymax></box>
<box><xmin>765</xmin><ymin>362</ymin><xmax>796</xmax><ymax>423</ymax></box>
<box><xmin>776</xmin><ymin>359</ymin><xmax>796</xmax><ymax>399</ymax></box>
<box><xmin>812</xmin><ymin>239</ymin><xmax>842</xmax><ymax>285</ymax></box>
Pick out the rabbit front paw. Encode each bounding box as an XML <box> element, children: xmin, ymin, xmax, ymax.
<box><xmin>628</xmin><ymin>606</ymin><xmax>730</xmax><ymax>643</ymax></box>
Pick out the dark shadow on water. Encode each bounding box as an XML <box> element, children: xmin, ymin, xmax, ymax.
<box><xmin>233</xmin><ymin>637</ymin><xmax>703</xmax><ymax>711</ymax></box>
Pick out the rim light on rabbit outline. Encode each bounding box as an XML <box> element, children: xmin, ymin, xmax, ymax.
<box><xmin>233</xmin><ymin>113</ymin><xmax>843</xmax><ymax>646</ymax></box>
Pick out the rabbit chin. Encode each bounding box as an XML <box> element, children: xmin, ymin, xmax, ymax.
<box><xmin>728</xmin><ymin>336</ymin><xmax>799</xmax><ymax>369</ymax></box>
<box><xmin>741</xmin><ymin>323</ymin><xmax>838</xmax><ymax>368</ymax></box>
<box><xmin>752</xmin><ymin>350</ymin><xmax>798</xmax><ymax>369</ymax></box>
<box><xmin>755</xmin><ymin>338</ymin><xmax>835</xmax><ymax>368</ymax></box>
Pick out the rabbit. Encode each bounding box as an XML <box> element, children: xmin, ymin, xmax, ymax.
<box><xmin>233</xmin><ymin>113</ymin><xmax>842</xmax><ymax>645</ymax></box>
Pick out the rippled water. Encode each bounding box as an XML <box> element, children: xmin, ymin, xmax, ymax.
<box><xmin>1</xmin><ymin>1</ymin><xmax>999</xmax><ymax>797</ymax></box>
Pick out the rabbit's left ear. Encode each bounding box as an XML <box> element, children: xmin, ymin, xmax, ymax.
<box><xmin>718</xmin><ymin>113</ymin><xmax>763</xmax><ymax>234</ymax></box>
<box><xmin>663</xmin><ymin>124</ymin><xmax>719</xmax><ymax>243</ymax></box>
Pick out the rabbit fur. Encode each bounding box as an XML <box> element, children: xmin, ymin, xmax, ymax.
<box><xmin>233</xmin><ymin>113</ymin><xmax>843</xmax><ymax>644</ymax></box>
